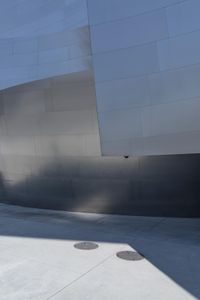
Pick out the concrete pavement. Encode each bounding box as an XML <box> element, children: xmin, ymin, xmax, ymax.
<box><xmin>0</xmin><ymin>203</ymin><xmax>199</xmax><ymax>300</ymax></box>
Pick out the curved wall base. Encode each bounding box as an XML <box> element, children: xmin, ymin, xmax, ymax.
<box><xmin>0</xmin><ymin>154</ymin><xmax>199</xmax><ymax>218</ymax></box>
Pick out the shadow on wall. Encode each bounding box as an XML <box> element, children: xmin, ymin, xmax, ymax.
<box><xmin>0</xmin><ymin>154</ymin><xmax>200</xmax><ymax>217</ymax></box>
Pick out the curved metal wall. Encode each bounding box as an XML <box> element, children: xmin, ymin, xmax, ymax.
<box><xmin>0</xmin><ymin>0</ymin><xmax>91</xmax><ymax>90</ymax></box>
<box><xmin>0</xmin><ymin>0</ymin><xmax>200</xmax><ymax>217</ymax></box>
<box><xmin>88</xmin><ymin>0</ymin><xmax>200</xmax><ymax>156</ymax></box>
<box><xmin>0</xmin><ymin>153</ymin><xmax>200</xmax><ymax>217</ymax></box>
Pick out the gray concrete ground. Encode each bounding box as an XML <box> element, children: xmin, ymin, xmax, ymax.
<box><xmin>0</xmin><ymin>203</ymin><xmax>199</xmax><ymax>300</ymax></box>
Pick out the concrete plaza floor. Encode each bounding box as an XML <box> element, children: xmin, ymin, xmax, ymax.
<box><xmin>0</xmin><ymin>203</ymin><xmax>199</xmax><ymax>300</ymax></box>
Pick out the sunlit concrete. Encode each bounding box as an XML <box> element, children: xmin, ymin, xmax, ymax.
<box><xmin>0</xmin><ymin>203</ymin><xmax>199</xmax><ymax>300</ymax></box>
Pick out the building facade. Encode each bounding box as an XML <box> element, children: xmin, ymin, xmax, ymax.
<box><xmin>0</xmin><ymin>0</ymin><xmax>199</xmax><ymax>216</ymax></box>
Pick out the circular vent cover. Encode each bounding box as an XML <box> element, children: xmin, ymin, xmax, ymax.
<box><xmin>116</xmin><ymin>251</ymin><xmax>144</xmax><ymax>261</ymax></box>
<box><xmin>74</xmin><ymin>241</ymin><xmax>99</xmax><ymax>250</ymax></box>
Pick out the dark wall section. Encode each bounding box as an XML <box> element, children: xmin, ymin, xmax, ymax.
<box><xmin>0</xmin><ymin>154</ymin><xmax>199</xmax><ymax>217</ymax></box>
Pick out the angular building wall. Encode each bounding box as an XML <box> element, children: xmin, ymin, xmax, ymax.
<box><xmin>0</xmin><ymin>0</ymin><xmax>199</xmax><ymax>217</ymax></box>
<box><xmin>0</xmin><ymin>0</ymin><xmax>91</xmax><ymax>90</ymax></box>
<box><xmin>88</xmin><ymin>0</ymin><xmax>200</xmax><ymax>155</ymax></box>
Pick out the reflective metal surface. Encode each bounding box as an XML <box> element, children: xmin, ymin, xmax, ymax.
<box><xmin>0</xmin><ymin>153</ymin><xmax>199</xmax><ymax>217</ymax></box>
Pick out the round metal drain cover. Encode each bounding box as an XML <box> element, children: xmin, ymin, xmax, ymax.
<box><xmin>116</xmin><ymin>251</ymin><xmax>144</xmax><ymax>261</ymax></box>
<box><xmin>74</xmin><ymin>242</ymin><xmax>99</xmax><ymax>250</ymax></box>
